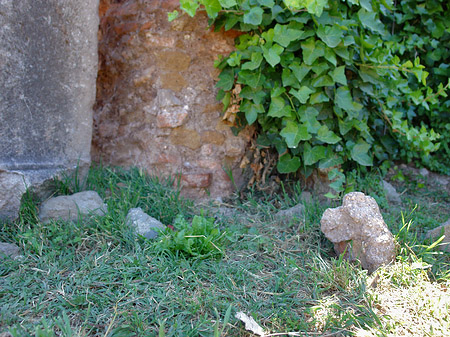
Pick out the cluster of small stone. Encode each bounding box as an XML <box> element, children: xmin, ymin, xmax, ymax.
<box><xmin>93</xmin><ymin>0</ymin><xmax>253</xmax><ymax>199</ymax></box>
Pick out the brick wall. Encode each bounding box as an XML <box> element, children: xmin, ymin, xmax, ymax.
<box><xmin>93</xmin><ymin>0</ymin><xmax>253</xmax><ymax>199</ymax></box>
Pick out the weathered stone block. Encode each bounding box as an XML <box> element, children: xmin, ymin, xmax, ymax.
<box><xmin>170</xmin><ymin>128</ymin><xmax>201</xmax><ymax>150</ymax></box>
<box><xmin>181</xmin><ymin>173</ymin><xmax>212</xmax><ymax>188</ymax></box>
<box><xmin>0</xmin><ymin>0</ymin><xmax>98</xmax><ymax>220</ymax></box>
<box><xmin>155</xmin><ymin>51</ymin><xmax>191</xmax><ymax>72</ymax></box>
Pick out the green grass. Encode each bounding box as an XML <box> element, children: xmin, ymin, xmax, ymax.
<box><xmin>0</xmin><ymin>166</ymin><xmax>449</xmax><ymax>336</ymax></box>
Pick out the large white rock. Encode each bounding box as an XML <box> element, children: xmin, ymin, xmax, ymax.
<box><xmin>39</xmin><ymin>191</ymin><xmax>107</xmax><ymax>223</ymax></box>
<box><xmin>126</xmin><ymin>208</ymin><xmax>166</xmax><ymax>239</ymax></box>
<box><xmin>321</xmin><ymin>192</ymin><xmax>396</xmax><ymax>272</ymax></box>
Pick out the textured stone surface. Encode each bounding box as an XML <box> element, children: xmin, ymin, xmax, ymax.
<box><xmin>0</xmin><ymin>242</ymin><xmax>21</xmax><ymax>260</ymax></box>
<box><xmin>93</xmin><ymin>0</ymin><xmax>252</xmax><ymax>199</ymax></box>
<box><xmin>39</xmin><ymin>191</ymin><xmax>107</xmax><ymax>223</ymax></box>
<box><xmin>0</xmin><ymin>171</ymin><xmax>28</xmax><ymax>221</ymax></box>
<box><xmin>320</xmin><ymin>192</ymin><xmax>396</xmax><ymax>272</ymax></box>
<box><xmin>383</xmin><ymin>180</ymin><xmax>402</xmax><ymax>204</ymax></box>
<box><xmin>0</xmin><ymin>0</ymin><xmax>98</xmax><ymax>219</ymax></box>
<box><xmin>126</xmin><ymin>208</ymin><xmax>165</xmax><ymax>239</ymax></box>
<box><xmin>425</xmin><ymin>219</ymin><xmax>450</xmax><ymax>252</ymax></box>
<box><xmin>275</xmin><ymin>204</ymin><xmax>305</xmax><ymax>224</ymax></box>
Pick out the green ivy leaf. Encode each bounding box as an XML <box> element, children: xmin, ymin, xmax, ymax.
<box><xmin>244</xmin><ymin>7</ymin><xmax>264</xmax><ymax>25</ymax></box>
<box><xmin>304</xmin><ymin>143</ymin><xmax>327</xmax><ymax>165</ymax></box>
<box><xmin>277</xmin><ymin>153</ymin><xmax>301</xmax><ymax>173</ymax></box>
<box><xmin>216</xmin><ymin>68</ymin><xmax>234</xmax><ymax>90</ymax></box>
<box><xmin>317</xmin><ymin>25</ymin><xmax>343</xmax><ymax>48</ymax></box>
<box><xmin>180</xmin><ymin>0</ymin><xmax>199</xmax><ymax>17</ymax></box>
<box><xmin>262</xmin><ymin>44</ymin><xmax>284</xmax><ymax>67</ymax></box>
<box><xmin>290</xmin><ymin>86</ymin><xmax>314</xmax><ymax>104</ymax></box>
<box><xmin>268</xmin><ymin>97</ymin><xmax>292</xmax><ymax>117</ymax></box>
<box><xmin>311</xmin><ymin>75</ymin><xmax>334</xmax><ymax>87</ymax></box>
<box><xmin>301</xmin><ymin>38</ymin><xmax>325</xmax><ymax>65</ymax></box>
<box><xmin>351</xmin><ymin>140</ymin><xmax>373</xmax><ymax>166</ymax></box>
<box><xmin>273</xmin><ymin>24</ymin><xmax>305</xmax><ymax>47</ymax></box>
<box><xmin>316</xmin><ymin>125</ymin><xmax>342</xmax><ymax>144</ymax></box>
<box><xmin>280</xmin><ymin>121</ymin><xmax>311</xmax><ymax>147</ymax></box>
<box><xmin>241</xmin><ymin>101</ymin><xmax>265</xmax><ymax>125</ymax></box>
<box><xmin>219</xmin><ymin>0</ymin><xmax>237</xmax><ymax>8</ymax></box>
<box><xmin>238</xmin><ymin>70</ymin><xmax>260</xmax><ymax>88</ymax></box>
<box><xmin>242</xmin><ymin>52</ymin><xmax>264</xmax><ymax>70</ymax></box>
<box><xmin>335</xmin><ymin>87</ymin><xmax>363</xmax><ymax>117</ymax></box>
<box><xmin>203</xmin><ymin>0</ymin><xmax>222</xmax><ymax>18</ymax></box>
<box><xmin>257</xmin><ymin>0</ymin><xmax>275</xmax><ymax>7</ymax></box>
<box><xmin>299</xmin><ymin>106</ymin><xmax>321</xmax><ymax>133</ymax></box>
<box><xmin>239</xmin><ymin>86</ymin><xmax>266</xmax><ymax>104</ymax></box>
<box><xmin>331</xmin><ymin>66</ymin><xmax>347</xmax><ymax>85</ymax></box>
<box><xmin>168</xmin><ymin>10</ymin><xmax>179</xmax><ymax>22</ymax></box>
<box><xmin>289</xmin><ymin>62</ymin><xmax>312</xmax><ymax>82</ymax></box>
<box><xmin>358</xmin><ymin>9</ymin><xmax>386</xmax><ymax>36</ymax></box>
<box><xmin>284</xmin><ymin>0</ymin><xmax>328</xmax><ymax>17</ymax></box>
<box><xmin>309</xmin><ymin>91</ymin><xmax>329</xmax><ymax>104</ymax></box>
<box><xmin>319</xmin><ymin>155</ymin><xmax>344</xmax><ymax>169</ymax></box>
<box><xmin>282</xmin><ymin>68</ymin><xmax>300</xmax><ymax>88</ymax></box>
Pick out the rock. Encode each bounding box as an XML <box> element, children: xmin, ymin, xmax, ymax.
<box><xmin>419</xmin><ymin>168</ymin><xmax>429</xmax><ymax>177</ymax></box>
<box><xmin>275</xmin><ymin>204</ymin><xmax>305</xmax><ymax>224</ymax></box>
<box><xmin>39</xmin><ymin>191</ymin><xmax>107</xmax><ymax>223</ymax></box>
<box><xmin>0</xmin><ymin>242</ymin><xmax>21</xmax><ymax>260</ymax></box>
<box><xmin>126</xmin><ymin>208</ymin><xmax>166</xmax><ymax>239</ymax></box>
<box><xmin>300</xmin><ymin>191</ymin><xmax>312</xmax><ymax>204</ymax></box>
<box><xmin>383</xmin><ymin>180</ymin><xmax>402</xmax><ymax>204</ymax></box>
<box><xmin>0</xmin><ymin>0</ymin><xmax>98</xmax><ymax>220</ymax></box>
<box><xmin>0</xmin><ymin>171</ymin><xmax>28</xmax><ymax>221</ymax></box>
<box><xmin>425</xmin><ymin>219</ymin><xmax>450</xmax><ymax>253</ymax></box>
<box><xmin>320</xmin><ymin>192</ymin><xmax>396</xmax><ymax>272</ymax></box>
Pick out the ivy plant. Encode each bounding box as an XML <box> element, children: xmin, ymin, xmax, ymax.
<box><xmin>170</xmin><ymin>0</ymin><xmax>447</xmax><ymax>195</ymax></box>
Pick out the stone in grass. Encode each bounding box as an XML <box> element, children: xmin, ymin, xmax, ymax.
<box><xmin>320</xmin><ymin>192</ymin><xmax>396</xmax><ymax>273</ymax></box>
<box><xmin>383</xmin><ymin>180</ymin><xmax>402</xmax><ymax>204</ymax></box>
<box><xmin>274</xmin><ymin>203</ymin><xmax>305</xmax><ymax>224</ymax></box>
<box><xmin>126</xmin><ymin>208</ymin><xmax>166</xmax><ymax>239</ymax></box>
<box><xmin>425</xmin><ymin>219</ymin><xmax>450</xmax><ymax>253</ymax></box>
<box><xmin>39</xmin><ymin>191</ymin><xmax>107</xmax><ymax>223</ymax></box>
<box><xmin>0</xmin><ymin>242</ymin><xmax>21</xmax><ymax>260</ymax></box>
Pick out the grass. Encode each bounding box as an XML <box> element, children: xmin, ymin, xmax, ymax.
<box><xmin>0</xmin><ymin>165</ymin><xmax>449</xmax><ymax>336</ymax></box>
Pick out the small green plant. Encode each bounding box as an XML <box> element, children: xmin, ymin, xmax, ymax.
<box><xmin>156</xmin><ymin>214</ymin><xmax>227</xmax><ymax>259</ymax></box>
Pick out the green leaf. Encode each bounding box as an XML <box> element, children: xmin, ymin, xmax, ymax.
<box><xmin>180</xmin><ymin>0</ymin><xmax>199</xmax><ymax>17</ymax></box>
<box><xmin>335</xmin><ymin>87</ymin><xmax>363</xmax><ymax>117</ymax></box>
<box><xmin>351</xmin><ymin>140</ymin><xmax>373</xmax><ymax>166</ymax></box>
<box><xmin>311</xmin><ymin>75</ymin><xmax>334</xmax><ymax>87</ymax></box>
<box><xmin>331</xmin><ymin>66</ymin><xmax>347</xmax><ymax>85</ymax></box>
<box><xmin>262</xmin><ymin>44</ymin><xmax>284</xmax><ymax>67</ymax></box>
<box><xmin>168</xmin><ymin>10</ymin><xmax>179</xmax><ymax>22</ymax></box>
<box><xmin>317</xmin><ymin>25</ymin><xmax>343</xmax><ymax>48</ymax></box>
<box><xmin>203</xmin><ymin>0</ymin><xmax>222</xmax><ymax>18</ymax></box>
<box><xmin>290</xmin><ymin>87</ymin><xmax>314</xmax><ymax>104</ymax></box>
<box><xmin>301</xmin><ymin>38</ymin><xmax>325</xmax><ymax>65</ymax></box>
<box><xmin>244</xmin><ymin>7</ymin><xmax>264</xmax><ymax>25</ymax></box>
<box><xmin>358</xmin><ymin>9</ymin><xmax>386</xmax><ymax>36</ymax></box>
<box><xmin>284</xmin><ymin>0</ymin><xmax>328</xmax><ymax>17</ymax></box>
<box><xmin>316</xmin><ymin>125</ymin><xmax>341</xmax><ymax>144</ymax></box>
<box><xmin>289</xmin><ymin>62</ymin><xmax>311</xmax><ymax>82</ymax></box>
<box><xmin>309</xmin><ymin>91</ymin><xmax>329</xmax><ymax>104</ymax></box>
<box><xmin>268</xmin><ymin>97</ymin><xmax>292</xmax><ymax>117</ymax></box>
<box><xmin>216</xmin><ymin>68</ymin><xmax>234</xmax><ymax>90</ymax></box>
<box><xmin>241</xmin><ymin>101</ymin><xmax>265</xmax><ymax>125</ymax></box>
<box><xmin>299</xmin><ymin>106</ymin><xmax>321</xmax><ymax>133</ymax></box>
<box><xmin>277</xmin><ymin>153</ymin><xmax>301</xmax><ymax>173</ymax></box>
<box><xmin>273</xmin><ymin>24</ymin><xmax>305</xmax><ymax>47</ymax></box>
<box><xmin>318</xmin><ymin>155</ymin><xmax>344</xmax><ymax>169</ymax></box>
<box><xmin>242</xmin><ymin>52</ymin><xmax>264</xmax><ymax>70</ymax></box>
<box><xmin>258</xmin><ymin>0</ymin><xmax>275</xmax><ymax>7</ymax></box>
<box><xmin>219</xmin><ymin>0</ymin><xmax>237</xmax><ymax>8</ymax></box>
<box><xmin>239</xmin><ymin>86</ymin><xmax>266</xmax><ymax>104</ymax></box>
<box><xmin>282</xmin><ymin>68</ymin><xmax>300</xmax><ymax>88</ymax></box>
<box><xmin>281</xmin><ymin>121</ymin><xmax>311</xmax><ymax>147</ymax></box>
<box><xmin>304</xmin><ymin>143</ymin><xmax>327</xmax><ymax>165</ymax></box>
<box><xmin>238</xmin><ymin>70</ymin><xmax>260</xmax><ymax>88</ymax></box>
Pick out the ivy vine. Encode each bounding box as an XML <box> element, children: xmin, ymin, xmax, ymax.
<box><xmin>170</xmin><ymin>0</ymin><xmax>448</xmax><ymax>196</ymax></box>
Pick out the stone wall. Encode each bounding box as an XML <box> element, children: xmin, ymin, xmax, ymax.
<box><xmin>0</xmin><ymin>0</ymin><xmax>99</xmax><ymax>220</ymax></box>
<box><xmin>93</xmin><ymin>0</ymin><xmax>252</xmax><ymax>199</ymax></box>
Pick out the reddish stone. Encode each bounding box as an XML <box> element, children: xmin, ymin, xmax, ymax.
<box><xmin>160</xmin><ymin>0</ymin><xmax>180</xmax><ymax>10</ymax></box>
<box><xmin>156</xmin><ymin>153</ymin><xmax>180</xmax><ymax>165</ymax></box>
<box><xmin>157</xmin><ymin>111</ymin><xmax>188</xmax><ymax>128</ymax></box>
<box><xmin>181</xmin><ymin>173</ymin><xmax>212</xmax><ymax>188</ymax></box>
